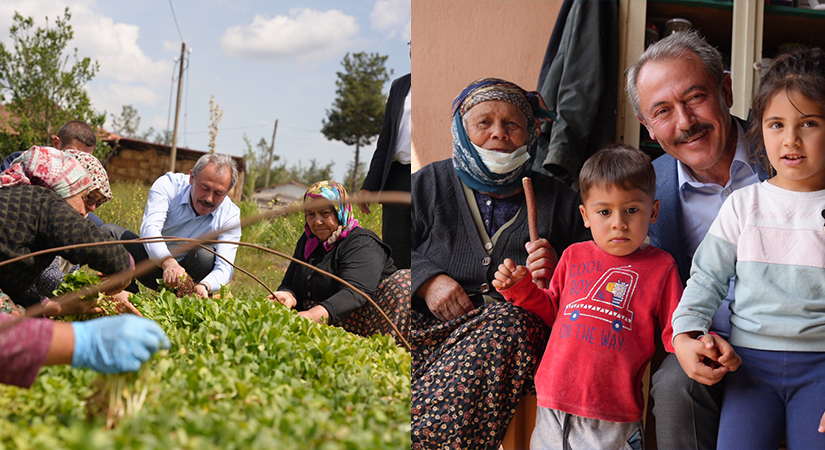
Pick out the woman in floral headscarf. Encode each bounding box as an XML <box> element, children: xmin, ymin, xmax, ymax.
<box><xmin>411</xmin><ymin>78</ymin><xmax>591</xmax><ymax>449</ymax></box>
<box><xmin>0</xmin><ymin>146</ymin><xmax>117</xmax><ymax>312</ymax></box>
<box><xmin>0</xmin><ymin>146</ymin><xmax>131</xmax><ymax>310</ymax></box>
<box><xmin>30</xmin><ymin>149</ymin><xmax>114</xmax><ymax>304</ymax></box>
<box><xmin>267</xmin><ymin>180</ymin><xmax>408</xmax><ymax>342</ymax></box>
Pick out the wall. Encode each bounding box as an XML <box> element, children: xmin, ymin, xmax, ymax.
<box><xmin>411</xmin><ymin>0</ymin><xmax>562</xmax><ymax>171</ymax></box>
<box><xmin>106</xmin><ymin>148</ymin><xmax>245</xmax><ymax>202</ymax></box>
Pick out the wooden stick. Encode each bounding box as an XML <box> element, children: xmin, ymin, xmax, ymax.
<box><xmin>523</xmin><ymin>177</ymin><xmax>539</xmax><ymax>242</ymax></box>
<box><xmin>522</xmin><ymin>177</ymin><xmax>547</xmax><ymax>289</ymax></box>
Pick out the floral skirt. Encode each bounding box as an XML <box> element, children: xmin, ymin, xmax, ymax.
<box><xmin>411</xmin><ymin>301</ymin><xmax>549</xmax><ymax>450</ymax></box>
<box><xmin>309</xmin><ymin>269</ymin><xmax>410</xmax><ymax>346</ymax></box>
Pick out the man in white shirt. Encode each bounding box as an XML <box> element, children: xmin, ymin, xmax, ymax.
<box><xmin>104</xmin><ymin>154</ymin><xmax>242</xmax><ymax>298</ymax></box>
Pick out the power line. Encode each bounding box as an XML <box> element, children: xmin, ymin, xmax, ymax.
<box><xmin>280</xmin><ymin>124</ymin><xmax>323</xmax><ymax>133</ymax></box>
<box><xmin>167</xmin><ymin>0</ymin><xmax>184</xmax><ymax>42</ymax></box>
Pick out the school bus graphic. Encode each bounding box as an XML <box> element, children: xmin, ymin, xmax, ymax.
<box><xmin>563</xmin><ymin>266</ymin><xmax>637</xmax><ymax>332</ymax></box>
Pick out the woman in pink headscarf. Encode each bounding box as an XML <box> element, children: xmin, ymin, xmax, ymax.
<box><xmin>0</xmin><ymin>146</ymin><xmax>120</xmax><ymax>312</ymax></box>
<box><xmin>28</xmin><ymin>149</ymin><xmax>114</xmax><ymax>308</ymax></box>
<box><xmin>0</xmin><ymin>146</ymin><xmax>169</xmax><ymax>389</ymax></box>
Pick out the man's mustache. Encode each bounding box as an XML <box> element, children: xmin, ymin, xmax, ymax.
<box><xmin>674</xmin><ymin>123</ymin><xmax>713</xmax><ymax>145</ymax></box>
<box><xmin>199</xmin><ymin>199</ymin><xmax>215</xmax><ymax>208</ymax></box>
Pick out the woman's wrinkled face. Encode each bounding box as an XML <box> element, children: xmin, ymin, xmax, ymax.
<box><xmin>305</xmin><ymin>198</ymin><xmax>340</xmax><ymax>241</ymax></box>
<box><xmin>463</xmin><ymin>100</ymin><xmax>529</xmax><ymax>152</ymax></box>
<box><xmin>82</xmin><ymin>189</ymin><xmax>105</xmax><ymax>213</ymax></box>
<box><xmin>65</xmin><ymin>189</ymin><xmax>90</xmax><ymax>215</ymax></box>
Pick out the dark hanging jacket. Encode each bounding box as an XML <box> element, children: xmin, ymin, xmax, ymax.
<box><xmin>536</xmin><ymin>0</ymin><xmax>620</xmax><ymax>180</ymax></box>
<box><xmin>0</xmin><ymin>185</ymin><xmax>130</xmax><ymax>307</ymax></box>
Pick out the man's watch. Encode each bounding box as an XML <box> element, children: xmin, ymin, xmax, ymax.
<box><xmin>196</xmin><ymin>282</ymin><xmax>209</xmax><ymax>292</ymax></box>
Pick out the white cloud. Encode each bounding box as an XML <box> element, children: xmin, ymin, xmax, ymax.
<box><xmin>162</xmin><ymin>39</ymin><xmax>179</xmax><ymax>52</ymax></box>
<box><xmin>0</xmin><ymin>0</ymin><xmax>172</xmax><ymax>113</ymax></box>
<box><xmin>221</xmin><ymin>8</ymin><xmax>361</xmax><ymax>62</ymax></box>
<box><xmin>371</xmin><ymin>0</ymin><xmax>410</xmax><ymax>40</ymax></box>
<box><xmin>89</xmin><ymin>82</ymin><xmax>163</xmax><ymax>128</ymax></box>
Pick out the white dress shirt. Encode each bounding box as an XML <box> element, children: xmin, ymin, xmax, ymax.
<box><xmin>140</xmin><ymin>172</ymin><xmax>241</xmax><ymax>292</ymax></box>
<box><xmin>394</xmin><ymin>88</ymin><xmax>411</xmax><ymax>164</ymax></box>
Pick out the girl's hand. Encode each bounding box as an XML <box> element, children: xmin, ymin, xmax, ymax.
<box><xmin>701</xmin><ymin>334</ymin><xmax>741</xmax><ymax>370</ymax></box>
<box><xmin>673</xmin><ymin>332</ymin><xmax>740</xmax><ymax>386</ymax></box>
<box><xmin>819</xmin><ymin>411</ymin><xmax>825</xmax><ymax>433</ymax></box>
<box><xmin>492</xmin><ymin>258</ymin><xmax>529</xmax><ymax>292</ymax></box>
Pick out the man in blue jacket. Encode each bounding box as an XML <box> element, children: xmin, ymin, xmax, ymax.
<box><xmin>626</xmin><ymin>31</ymin><xmax>768</xmax><ymax>449</ymax></box>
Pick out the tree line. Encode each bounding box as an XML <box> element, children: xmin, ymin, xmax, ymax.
<box><xmin>0</xmin><ymin>8</ymin><xmax>392</xmax><ymax>195</ymax></box>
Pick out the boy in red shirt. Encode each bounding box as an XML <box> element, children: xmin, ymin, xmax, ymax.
<box><xmin>494</xmin><ymin>145</ymin><xmax>682</xmax><ymax>449</ymax></box>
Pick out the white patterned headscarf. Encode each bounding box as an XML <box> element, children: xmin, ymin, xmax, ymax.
<box><xmin>65</xmin><ymin>149</ymin><xmax>112</xmax><ymax>207</ymax></box>
<box><xmin>0</xmin><ymin>146</ymin><xmax>91</xmax><ymax>198</ymax></box>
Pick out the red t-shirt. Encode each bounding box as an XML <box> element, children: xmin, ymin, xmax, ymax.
<box><xmin>500</xmin><ymin>241</ymin><xmax>682</xmax><ymax>422</ymax></box>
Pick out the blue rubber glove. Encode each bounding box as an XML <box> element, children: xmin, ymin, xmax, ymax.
<box><xmin>71</xmin><ymin>315</ymin><xmax>171</xmax><ymax>373</ymax></box>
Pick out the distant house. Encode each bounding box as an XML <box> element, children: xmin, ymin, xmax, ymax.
<box><xmin>251</xmin><ymin>181</ymin><xmax>308</xmax><ymax>209</ymax></box>
<box><xmin>102</xmin><ymin>135</ymin><xmax>246</xmax><ymax>202</ymax></box>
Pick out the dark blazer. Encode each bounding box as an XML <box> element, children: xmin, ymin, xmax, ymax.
<box><xmin>362</xmin><ymin>73</ymin><xmax>411</xmax><ymax>193</ymax></box>
<box><xmin>648</xmin><ymin>118</ymin><xmax>769</xmax><ymax>285</ymax></box>
<box><xmin>0</xmin><ymin>185</ymin><xmax>130</xmax><ymax>307</ymax></box>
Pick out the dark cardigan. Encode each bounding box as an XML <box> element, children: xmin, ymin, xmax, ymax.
<box><xmin>278</xmin><ymin>227</ymin><xmax>396</xmax><ymax>324</ymax></box>
<box><xmin>0</xmin><ymin>185</ymin><xmax>131</xmax><ymax>307</ymax></box>
<box><xmin>412</xmin><ymin>159</ymin><xmax>591</xmax><ymax>311</ymax></box>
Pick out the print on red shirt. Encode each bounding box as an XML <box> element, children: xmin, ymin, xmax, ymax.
<box><xmin>564</xmin><ymin>266</ymin><xmax>637</xmax><ymax>333</ymax></box>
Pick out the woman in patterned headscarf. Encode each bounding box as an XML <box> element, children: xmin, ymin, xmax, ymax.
<box><xmin>64</xmin><ymin>149</ymin><xmax>112</xmax><ymax>212</ymax></box>
<box><xmin>411</xmin><ymin>78</ymin><xmax>591</xmax><ymax>449</ymax></box>
<box><xmin>1</xmin><ymin>146</ymin><xmax>93</xmax><ymax>204</ymax></box>
<box><xmin>267</xmin><ymin>180</ymin><xmax>408</xmax><ymax>343</ymax></box>
<box><xmin>0</xmin><ymin>146</ymin><xmax>115</xmax><ymax>313</ymax></box>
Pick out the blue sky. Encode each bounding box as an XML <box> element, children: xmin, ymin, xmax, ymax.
<box><xmin>0</xmin><ymin>0</ymin><xmax>411</xmax><ymax>181</ymax></box>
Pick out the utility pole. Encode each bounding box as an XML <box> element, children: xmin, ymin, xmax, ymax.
<box><xmin>264</xmin><ymin>119</ymin><xmax>279</xmax><ymax>187</ymax></box>
<box><xmin>170</xmin><ymin>42</ymin><xmax>186</xmax><ymax>172</ymax></box>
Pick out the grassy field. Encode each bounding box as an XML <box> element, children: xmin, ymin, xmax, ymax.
<box><xmin>0</xmin><ymin>181</ymin><xmax>409</xmax><ymax>449</ymax></box>
<box><xmin>94</xmin><ymin>181</ymin><xmax>384</xmax><ymax>297</ymax></box>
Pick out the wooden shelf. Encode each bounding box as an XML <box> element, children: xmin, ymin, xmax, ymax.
<box><xmin>763</xmin><ymin>5</ymin><xmax>825</xmax><ymax>56</ymax></box>
<box><xmin>765</xmin><ymin>4</ymin><xmax>825</xmax><ymax>19</ymax></box>
<box><xmin>646</xmin><ymin>0</ymin><xmax>734</xmax><ymax>54</ymax></box>
<box><xmin>649</xmin><ymin>0</ymin><xmax>733</xmax><ymax>11</ymax></box>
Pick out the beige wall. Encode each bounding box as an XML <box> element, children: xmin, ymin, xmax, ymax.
<box><xmin>411</xmin><ymin>0</ymin><xmax>562</xmax><ymax>171</ymax></box>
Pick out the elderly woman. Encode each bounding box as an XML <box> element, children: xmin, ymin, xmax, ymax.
<box><xmin>25</xmin><ymin>149</ymin><xmax>113</xmax><ymax>305</ymax></box>
<box><xmin>268</xmin><ymin>180</ymin><xmax>408</xmax><ymax>342</ymax></box>
<box><xmin>0</xmin><ymin>146</ymin><xmax>124</xmax><ymax>309</ymax></box>
<box><xmin>0</xmin><ymin>147</ymin><xmax>169</xmax><ymax>387</ymax></box>
<box><xmin>411</xmin><ymin>78</ymin><xmax>591</xmax><ymax>449</ymax></box>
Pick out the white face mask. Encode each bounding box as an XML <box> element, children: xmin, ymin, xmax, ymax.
<box><xmin>472</xmin><ymin>142</ymin><xmax>530</xmax><ymax>174</ymax></box>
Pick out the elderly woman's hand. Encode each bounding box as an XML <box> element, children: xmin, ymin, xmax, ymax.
<box><xmin>268</xmin><ymin>291</ymin><xmax>297</xmax><ymax>309</ymax></box>
<box><xmin>416</xmin><ymin>274</ymin><xmax>475</xmax><ymax>322</ymax></box>
<box><xmin>525</xmin><ymin>239</ymin><xmax>558</xmax><ymax>287</ymax></box>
